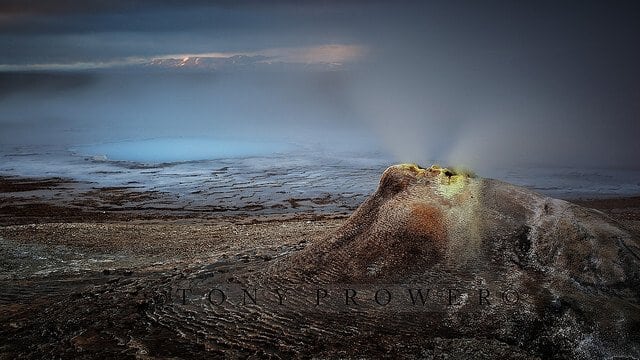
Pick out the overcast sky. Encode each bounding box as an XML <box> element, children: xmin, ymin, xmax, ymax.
<box><xmin>0</xmin><ymin>0</ymin><xmax>639</xmax><ymax>169</ymax></box>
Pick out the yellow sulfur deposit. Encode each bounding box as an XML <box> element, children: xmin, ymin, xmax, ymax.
<box><xmin>424</xmin><ymin>165</ymin><xmax>472</xmax><ymax>198</ymax></box>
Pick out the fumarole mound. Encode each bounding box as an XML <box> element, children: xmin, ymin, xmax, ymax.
<box><xmin>269</xmin><ymin>164</ymin><xmax>640</xmax><ymax>358</ymax></box>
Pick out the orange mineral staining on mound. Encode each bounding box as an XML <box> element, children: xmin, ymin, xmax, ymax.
<box><xmin>407</xmin><ymin>202</ymin><xmax>446</xmax><ymax>242</ymax></box>
<box><xmin>406</xmin><ymin>202</ymin><xmax>448</xmax><ymax>262</ymax></box>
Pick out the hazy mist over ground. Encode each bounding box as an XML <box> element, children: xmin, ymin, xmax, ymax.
<box><xmin>0</xmin><ymin>71</ymin><xmax>374</xmax><ymax>150</ymax></box>
<box><xmin>1</xmin><ymin>1</ymin><xmax>639</xmax><ymax>172</ymax></box>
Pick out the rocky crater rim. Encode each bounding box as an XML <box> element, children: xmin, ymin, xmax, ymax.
<box><xmin>391</xmin><ymin>163</ymin><xmax>476</xmax><ymax>179</ymax></box>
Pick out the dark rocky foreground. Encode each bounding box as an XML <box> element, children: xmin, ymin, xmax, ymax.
<box><xmin>1</xmin><ymin>165</ymin><xmax>640</xmax><ymax>359</ymax></box>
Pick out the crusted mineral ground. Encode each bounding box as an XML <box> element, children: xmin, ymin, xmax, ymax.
<box><xmin>1</xmin><ymin>164</ymin><xmax>639</xmax><ymax>359</ymax></box>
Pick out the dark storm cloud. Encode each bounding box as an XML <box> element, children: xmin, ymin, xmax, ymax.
<box><xmin>0</xmin><ymin>0</ymin><xmax>374</xmax><ymax>34</ymax></box>
<box><xmin>0</xmin><ymin>3</ymin><xmax>263</xmax><ymax>35</ymax></box>
<box><xmin>0</xmin><ymin>72</ymin><xmax>96</xmax><ymax>99</ymax></box>
<box><xmin>0</xmin><ymin>0</ymin><xmax>377</xmax><ymax>15</ymax></box>
<box><xmin>0</xmin><ymin>0</ymin><xmax>368</xmax><ymax>64</ymax></box>
<box><xmin>0</xmin><ymin>0</ymin><xmax>275</xmax><ymax>15</ymax></box>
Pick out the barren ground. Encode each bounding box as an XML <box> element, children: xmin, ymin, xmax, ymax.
<box><xmin>0</xmin><ymin>176</ymin><xmax>638</xmax><ymax>358</ymax></box>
